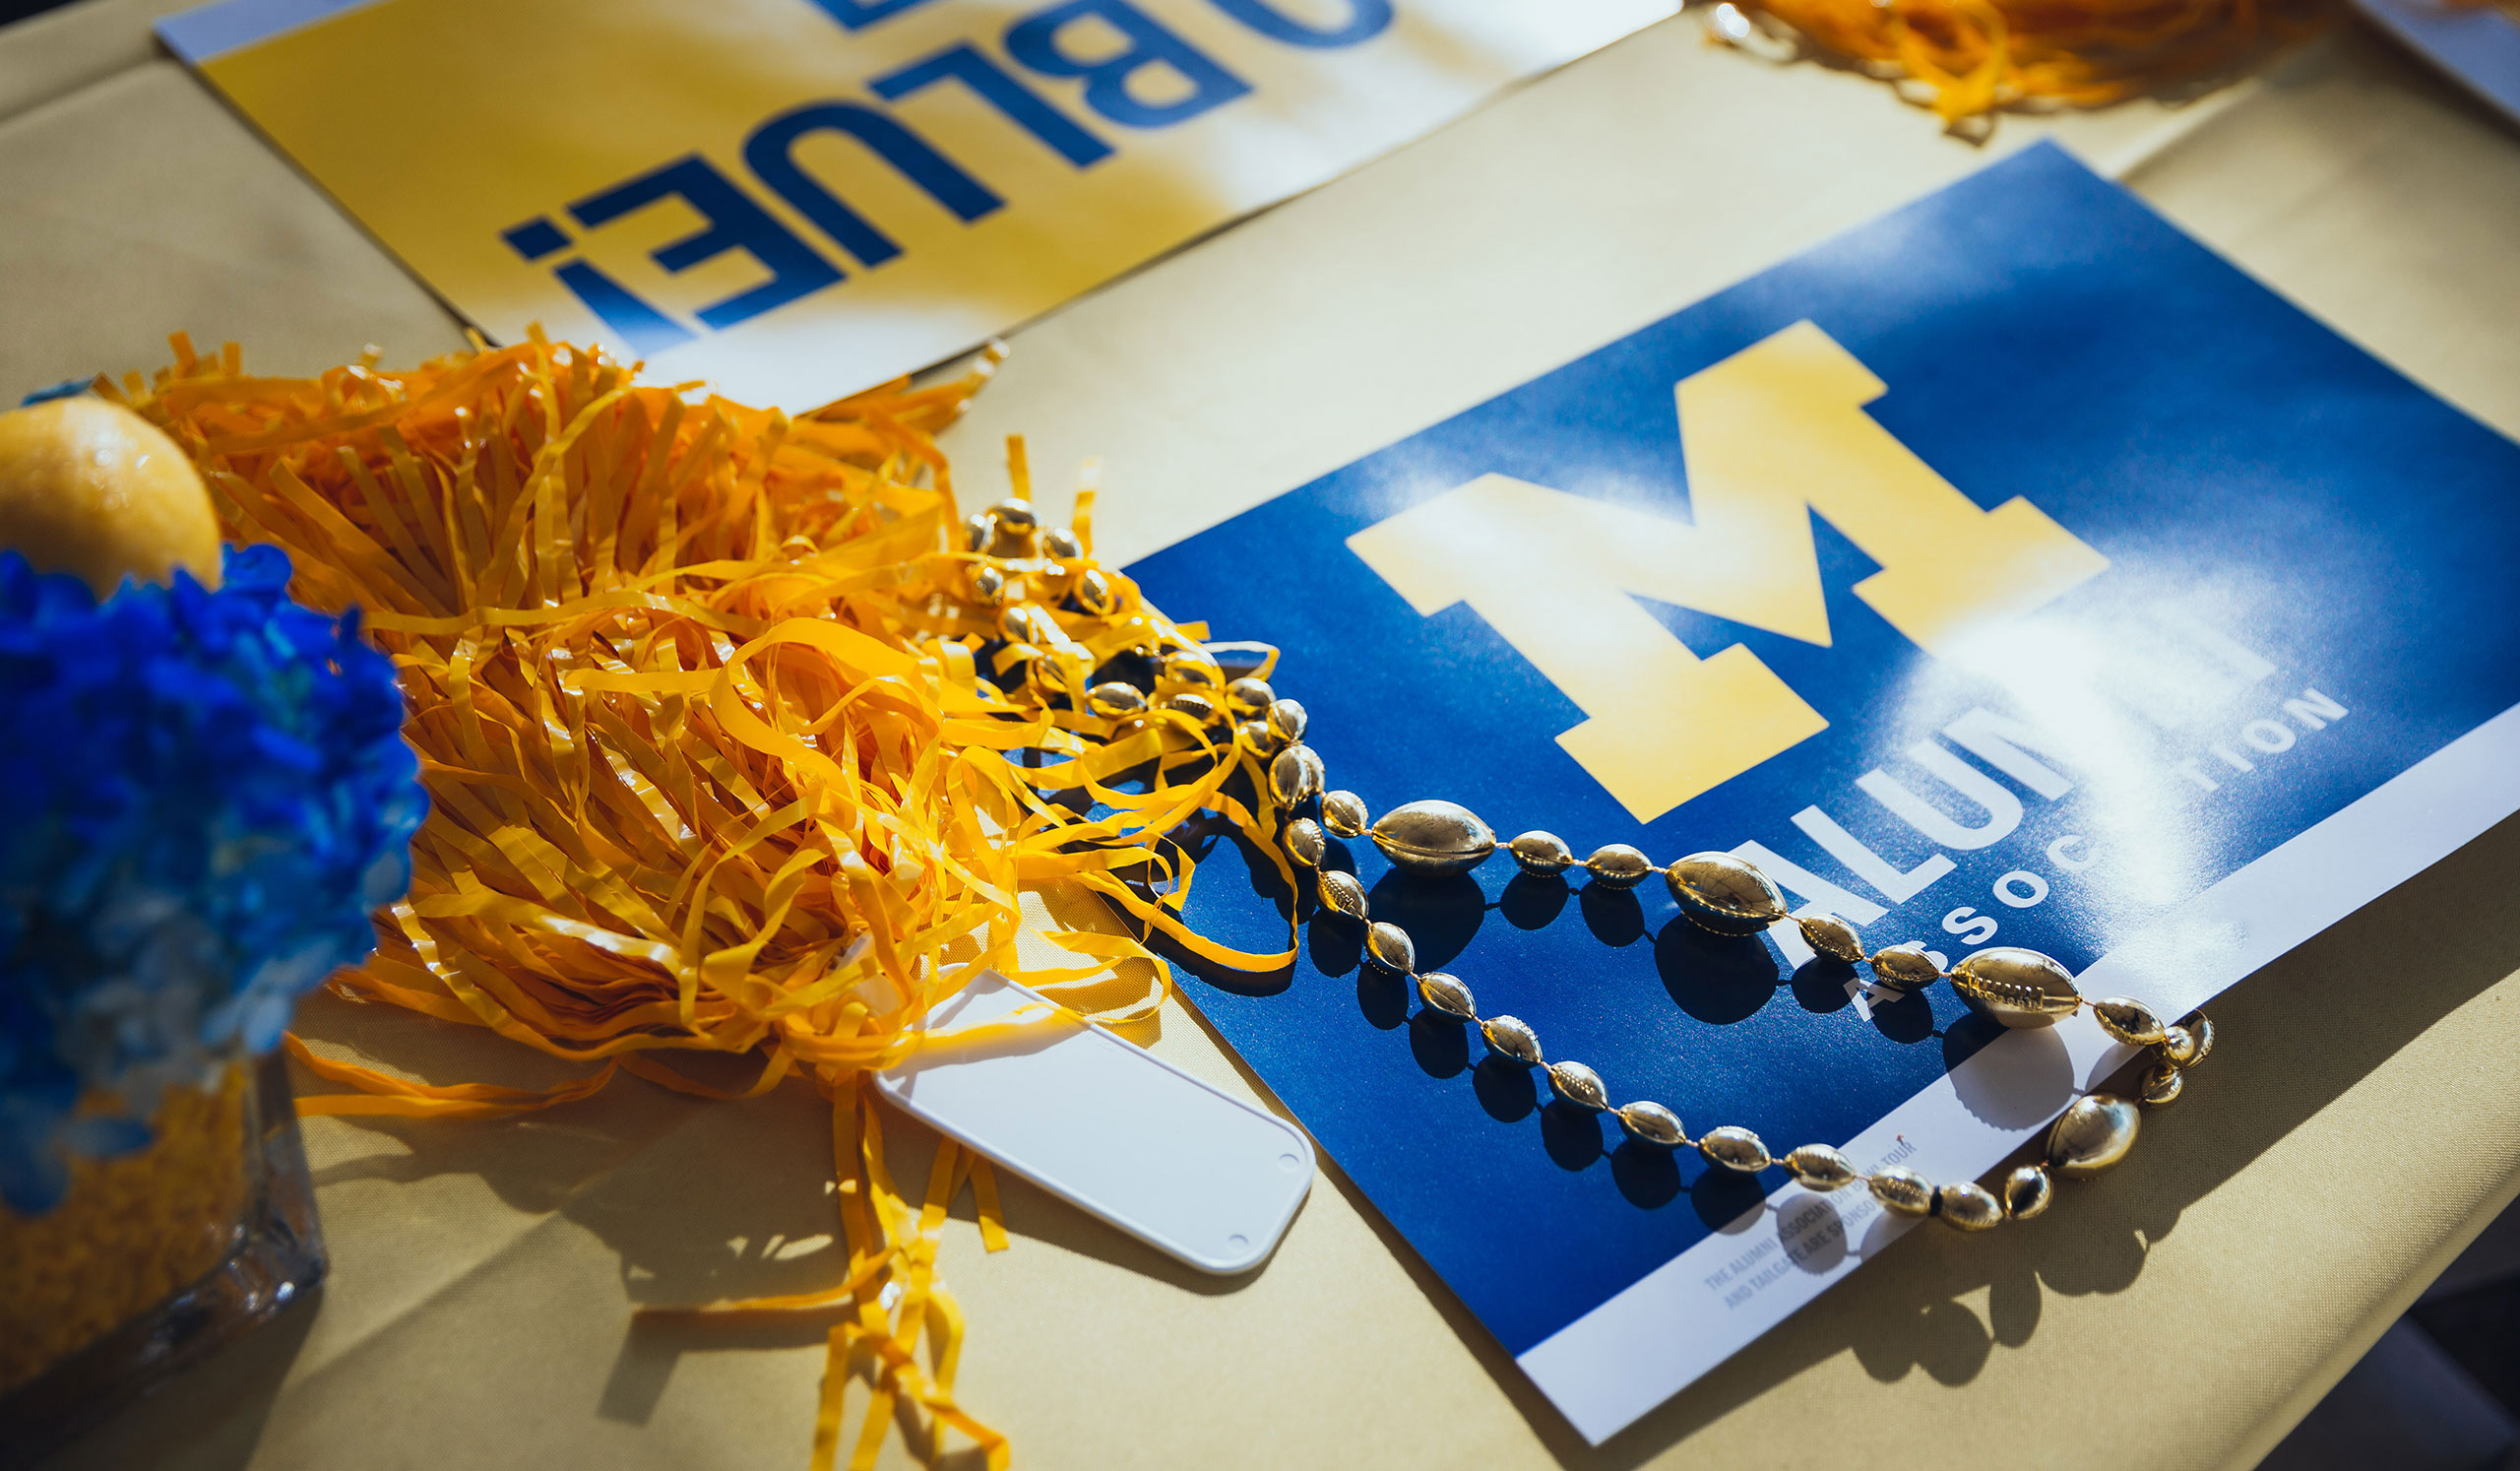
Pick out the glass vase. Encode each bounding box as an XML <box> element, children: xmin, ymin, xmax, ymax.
<box><xmin>0</xmin><ymin>1050</ymin><xmax>325</xmax><ymax>1465</ymax></box>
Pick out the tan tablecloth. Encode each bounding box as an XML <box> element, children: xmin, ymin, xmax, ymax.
<box><xmin>7</xmin><ymin>4</ymin><xmax>2520</xmax><ymax>1466</ymax></box>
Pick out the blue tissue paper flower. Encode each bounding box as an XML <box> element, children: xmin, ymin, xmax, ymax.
<box><xmin>0</xmin><ymin>545</ymin><xmax>424</xmax><ymax>1213</ymax></box>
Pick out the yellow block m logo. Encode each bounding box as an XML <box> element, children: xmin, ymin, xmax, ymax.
<box><xmin>1345</xmin><ymin>321</ymin><xmax>2109</xmax><ymax>823</ymax></box>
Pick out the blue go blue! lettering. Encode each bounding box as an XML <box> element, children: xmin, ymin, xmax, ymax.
<box><xmin>504</xmin><ymin>0</ymin><xmax>1394</xmax><ymax>353</ymax></box>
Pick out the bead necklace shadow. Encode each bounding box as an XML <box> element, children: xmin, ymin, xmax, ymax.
<box><xmin>1205</xmin><ymin>826</ymin><xmax>1983</xmax><ymax>1215</ymax></box>
<box><xmin>1166</xmin><ymin>826</ymin><xmax>1931</xmax><ymax>1250</ymax></box>
<box><xmin>1366</xmin><ymin>812</ymin><xmax>2520</xmax><ymax>1469</ymax></box>
<box><xmin>1189</xmin><ymin>810</ymin><xmax>1947</xmax><ymax>1049</ymax></box>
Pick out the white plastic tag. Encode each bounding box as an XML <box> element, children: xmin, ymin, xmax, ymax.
<box><xmin>874</xmin><ymin>972</ymin><xmax>1313</xmax><ymax>1275</ymax></box>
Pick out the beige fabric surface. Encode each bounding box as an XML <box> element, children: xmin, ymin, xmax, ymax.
<box><xmin>0</xmin><ymin>0</ymin><xmax>197</xmax><ymax>118</ymax></box>
<box><xmin>6</xmin><ymin>5</ymin><xmax>2520</xmax><ymax>1467</ymax></box>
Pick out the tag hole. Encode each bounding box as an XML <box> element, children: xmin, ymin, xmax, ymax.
<box><xmin>1227</xmin><ymin>1233</ymin><xmax>1250</xmax><ymax>1252</ymax></box>
<box><xmin>1277</xmin><ymin>1152</ymin><xmax>1300</xmax><ymax>1172</ymax></box>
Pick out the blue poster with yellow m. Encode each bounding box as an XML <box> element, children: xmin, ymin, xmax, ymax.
<box><xmin>1126</xmin><ymin>142</ymin><xmax>2520</xmax><ymax>1442</ymax></box>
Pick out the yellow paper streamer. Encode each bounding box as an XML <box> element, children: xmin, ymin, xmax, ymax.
<box><xmin>115</xmin><ymin>331</ymin><xmax>1303</xmax><ymax>1469</ymax></box>
<box><xmin>1720</xmin><ymin>0</ymin><xmax>2328</xmax><ymax>123</ymax></box>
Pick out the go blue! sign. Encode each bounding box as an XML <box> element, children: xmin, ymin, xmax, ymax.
<box><xmin>497</xmin><ymin>0</ymin><xmax>1393</xmax><ymax>355</ymax></box>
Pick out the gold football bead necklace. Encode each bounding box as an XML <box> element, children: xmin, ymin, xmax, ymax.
<box><xmin>946</xmin><ymin>499</ymin><xmax>2205</xmax><ymax>1233</ymax></box>
<box><xmin>1255</xmin><ymin>761</ymin><xmax>2215</xmax><ymax>1232</ymax></box>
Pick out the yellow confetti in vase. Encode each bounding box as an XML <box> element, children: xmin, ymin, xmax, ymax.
<box><xmin>0</xmin><ymin>1054</ymin><xmax>326</xmax><ymax>1461</ymax></box>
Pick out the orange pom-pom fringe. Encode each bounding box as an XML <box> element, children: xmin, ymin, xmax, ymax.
<box><xmin>1712</xmin><ymin>0</ymin><xmax>2330</xmax><ymax>124</ymax></box>
<box><xmin>116</xmin><ymin>331</ymin><xmax>1307</xmax><ymax>1470</ymax></box>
